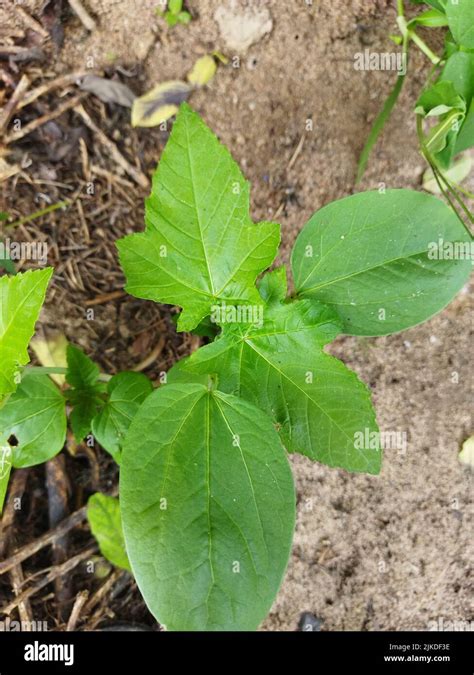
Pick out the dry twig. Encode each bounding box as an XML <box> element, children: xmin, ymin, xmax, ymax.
<box><xmin>0</xmin><ymin>506</ymin><xmax>87</xmax><ymax>576</ymax></box>
<box><xmin>13</xmin><ymin>6</ymin><xmax>49</xmax><ymax>39</ymax></box>
<box><xmin>68</xmin><ymin>0</ymin><xmax>97</xmax><ymax>31</ymax></box>
<box><xmin>74</xmin><ymin>104</ymin><xmax>149</xmax><ymax>188</ymax></box>
<box><xmin>0</xmin><ymin>74</ymin><xmax>30</xmax><ymax>136</ymax></box>
<box><xmin>1</xmin><ymin>546</ymin><xmax>97</xmax><ymax>615</ymax></box>
<box><xmin>4</xmin><ymin>95</ymin><xmax>85</xmax><ymax>144</ymax></box>
<box><xmin>66</xmin><ymin>590</ymin><xmax>89</xmax><ymax>631</ymax></box>
<box><xmin>18</xmin><ymin>71</ymin><xmax>88</xmax><ymax>110</ymax></box>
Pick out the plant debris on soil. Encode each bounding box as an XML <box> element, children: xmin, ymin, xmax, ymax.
<box><xmin>0</xmin><ymin>0</ymin><xmax>472</xmax><ymax>632</ymax></box>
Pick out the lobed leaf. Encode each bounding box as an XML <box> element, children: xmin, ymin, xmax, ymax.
<box><xmin>118</xmin><ymin>103</ymin><xmax>280</xmax><ymax>332</ymax></box>
<box><xmin>170</xmin><ymin>301</ymin><xmax>381</xmax><ymax>474</ymax></box>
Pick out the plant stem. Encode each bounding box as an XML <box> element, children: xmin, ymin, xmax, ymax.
<box><xmin>453</xmin><ymin>183</ymin><xmax>474</xmax><ymax>200</ymax></box>
<box><xmin>408</xmin><ymin>29</ymin><xmax>441</xmax><ymax>65</ymax></box>
<box><xmin>417</xmin><ymin>116</ymin><xmax>473</xmax><ymax>237</ymax></box>
<box><xmin>3</xmin><ymin>201</ymin><xmax>70</xmax><ymax>229</ymax></box>
<box><xmin>23</xmin><ymin>366</ymin><xmax>112</xmax><ymax>382</ymax></box>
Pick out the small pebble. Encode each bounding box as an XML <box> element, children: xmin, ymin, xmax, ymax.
<box><xmin>298</xmin><ymin>612</ymin><xmax>323</xmax><ymax>632</ymax></box>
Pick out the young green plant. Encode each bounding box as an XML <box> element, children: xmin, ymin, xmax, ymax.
<box><xmin>0</xmin><ymin>104</ymin><xmax>471</xmax><ymax>630</ymax></box>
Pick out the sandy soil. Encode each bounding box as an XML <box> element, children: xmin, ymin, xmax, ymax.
<box><xmin>1</xmin><ymin>0</ymin><xmax>472</xmax><ymax>631</ymax></box>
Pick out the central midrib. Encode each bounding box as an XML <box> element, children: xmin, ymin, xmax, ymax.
<box><xmin>299</xmin><ymin>247</ymin><xmax>434</xmax><ymax>294</ymax></box>
<box><xmin>184</xmin><ymin>120</ymin><xmax>216</xmax><ymax>296</ymax></box>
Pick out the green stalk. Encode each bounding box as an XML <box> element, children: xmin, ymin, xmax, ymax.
<box><xmin>408</xmin><ymin>30</ymin><xmax>441</xmax><ymax>64</ymax></box>
<box><xmin>417</xmin><ymin>116</ymin><xmax>473</xmax><ymax>237</ymax></box>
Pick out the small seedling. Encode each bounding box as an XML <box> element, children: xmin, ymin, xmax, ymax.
<box><xmin>0</xmin><ymin>105</ymin><xmax>471</xmax><ymax>630</ymax></box>
<box><xmin>155</xmin><ymin>0</ymin><xmax>191</xmax><ymax>27</ymax></box>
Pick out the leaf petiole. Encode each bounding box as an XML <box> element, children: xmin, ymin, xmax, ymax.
<box><xmin>408</xmin><ymin>29</ymin><xmax>442</xmax><ymax>65</ymax></box>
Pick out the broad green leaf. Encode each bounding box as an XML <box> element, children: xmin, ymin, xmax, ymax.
<box><xmin>87</xmin><ymin>493</ymin><xmax>131</xmax><ymax>571</ymax></box>
<box><xmin>91</xmin><ymin>372</ymin><xmax>153</xmax><ymax>463</ymax></box>
<box><xmin>66</xmin><ymin>345</ymin><xmax>105</xmax><ymax>442</ymax></box>
<box><xmin>69</xmin><ymin>401</ymin><xmax>98</xmax><ymax>444</ymax></box>
<box><xmin>118</xmin><ymin>103</ymin><xmax>280</xmax><ymax>332</ymax></box>
<box><xmin>0</xmin><ymin>374</ymin><xmax>66</xmax><ymax>468</ymax></box>
<box><xmin>0</xmin><ymin>441</ymin><xmax>12</xmax><ymax>513</ymax></box>
<box><xmin>0</xmin><ymin>268</ymin><xmax>53</xmax><ymax>401</ymax></box>
<box><xmin>440</xmin><ymin>52</ymin><xmax>474</xmax><ymax>103</ymax></box>
<box><xmin>446</xmin><ymin>0</ymin><xmax>474</xmax><ymax>48</ymax></box>
<box><xmin>120</xmin><ymin>383</ymin><xmax>295</xmax><ymax>631</ymax></box>
<box><xmin>170</xmin><ymin>301</ymin><xmax>381</xmax><ymax>474</ymax></box>
<box><xmin>291</xmin><ymin>190</ymin><xmax>472</xmax><ymax>336</ymax></box>
<box><xmin>257</xmin><ymin>266</ymin><xmax>287</xmax><ymax>304</ymax></box>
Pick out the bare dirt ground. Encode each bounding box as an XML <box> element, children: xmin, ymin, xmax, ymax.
<box><xmin>0</xmin><ymin>0</ymin><xmax>472</xmax><ymax>631</ymax></box>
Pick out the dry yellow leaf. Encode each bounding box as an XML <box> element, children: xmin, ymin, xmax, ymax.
<box><xmin>31</xmin><ymin>332</ymin><xmax>68</xmax><ymax>385</ymax></box>
<box><xmin>187</xmin><ymin>55</ymin><xmax>217</xmax><ymax>87</ymax></box>
<box><xmin>459</xmin><ymin>435</ymin><xmax>474</xmax><ymax>469</ymax></box>
<box><xmin>131</xmin><ymin>81</ymin><xmax>191</xmax><ymax>128</ymax></box>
